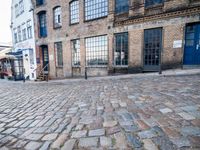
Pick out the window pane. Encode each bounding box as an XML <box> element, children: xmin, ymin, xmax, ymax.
<box><xmin>114</xmin><ymin>32</ymin><xmax>128</xmax><ymax>66</ymax></box>
<box><xmin>70</xmin><ymin>1</ymin><xmax>79</xmax><ymax>24</ymax></box>
<box><xmin>115</xmin><ymin>0</ymin><xmax>129</xmax><ymax>14</ymax></box>
<box><xmin>54</xmin><ymin>7</ymin><xmax>62</xmax><ymax>28</ymax></box>
<box><xmin>86</xmin><ymin>35</ymin><xmax>108</xmax><ymax>66</ymax></box>
<box><xmin>145</xmin><ymin>0</ymin><xmax>163</xmax><ymax>7</ymax></box>
<box><xmin>72</xmin><ymin>39</ymin><xmax>80</xmax><ymax>66</ymax></box>
<box><xmin>85</xmin><ymin>0</ymin><xmax>108</xmax><ymax>21</ymax></box>
<box><xmin>55</xmin><ymin>42</ymin><xmax>63</xmax><ymax>66</ymax></box>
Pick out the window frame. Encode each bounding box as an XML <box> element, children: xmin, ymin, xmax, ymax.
<box><xmin>85</xmin><ymin>35</ymin><xmax>108</xmax><ymax>67</ymax></box>
<box><xmin>114</xmin><ymin>32</ymin><xmax>129</xmax><ymax>67</ymax></box>
<box><xmin>69</xmin><ymin>0</ymin><xmax>79</xmax><ymax>25</ymax></box>
<box><xmin>53</xmin><ymin>6</ymin><xmax>62</xmax><ymax>29</ymax></box>
<box><xmin>54</xmin><ymin>42</ymin><xmax>63</xmax><ymax>67</ymax></box>
<box><xmin>84</xmin><ymin>0</ymin><xmax>108</xmax><ymax>22</ymax></box>
<box><xmin>71</xmin><ymin>39</ymin><xmax>81</xmax><ymax>67</ymax></box>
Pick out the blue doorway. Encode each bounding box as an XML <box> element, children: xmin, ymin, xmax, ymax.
<box><xmin>184</xmin><ymin>23</ymin><xmax>200</xmax><ymax>65</ymax></box>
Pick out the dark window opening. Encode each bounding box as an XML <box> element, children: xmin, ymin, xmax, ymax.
<box><xmin>36</xmin><ymin>0</ymin><xmax>44</xmax><ymax>6</ymax></box>
<box><xmin>115</xmin><ymin>0</ymin><xmax>129</xmax><ymax>14</ymax></box>
<box><xmin>38</xmin><ymin>12</ymin><xmax>47</xmax><ymax>37</ymax></box>
<box><xmin>114</xmin><ymin>32</ymin><xmax>128</xmax><ymax>66</ymax></box>
<box><xmin>145</xmin><ymin>0</ymin><xmax>163</xmax><ymax>7</ymax></box>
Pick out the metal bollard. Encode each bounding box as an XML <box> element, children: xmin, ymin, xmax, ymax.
<box><xmin>85</xmin><ymin>67</ymin><xmax>87</xmax><ymax>80</ymax></box>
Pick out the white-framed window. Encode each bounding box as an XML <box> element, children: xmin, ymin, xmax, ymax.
<box><xmin>84</xmin><ymin>0</ymin><xmax>108</xmax><ymax>21</ymax></box>
<box><xmin>19</xmin><ymin>0</ymin><xmax>24</xmax><ymax>14</ymax></box>
<box><xmin>14</xmin><ymin>28</ymin><xmax>18</xmax><ymax>43</ymax></box>
<box><xmin>15</xmin><ymin>4</ymin><xmax>19</xmax><ymax>17</ymax></box>
<box><xmin>53</xmin><ymin>6</ymin><xmax>62</xmax><ymax>28</ymax></box>
<box><xmin>17</xmin><ymin>26</ymin><xmax>22</xmax><ymax>42</ymax></box>
<box><xmin>27</xmin><ymin>20</ymin><xmax>32</xmax><ymax>39</ymax></box>
<box><xmin>86</xmin><ymin>35</ymin><xmax>108</xmax><ymax>66</ymax></box>
<box><xmin>22</xmin><ymin>23</ymin><xmax>26</xmax><ymax>41</ymax></box>
<box><xmin>54</xmin><ymin>42</ymin><xmax>63</xmax><ymax>67</ymax></box>
<box><xmin>71</xmin><ymin>39</ymin><xmax>80</xmax><ymax>66</ymax></box>
<box><xmin>70</xmin><ymin>0</ymin><xmax>79</xmax><ymax>24</ymax></box>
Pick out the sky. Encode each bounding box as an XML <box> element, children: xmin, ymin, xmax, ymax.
<box><xmin>0</xmin><ymin>0</ymin><xmax>12</xmax><ymax>45</ymax></box>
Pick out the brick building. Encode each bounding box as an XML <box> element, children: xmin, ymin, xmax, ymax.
<box><xmin>32</xmin><ymin>0</ymin><xmax>200</xmax><ymax>79</ymax></box>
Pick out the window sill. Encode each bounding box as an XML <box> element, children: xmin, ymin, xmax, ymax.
<box><xmin>53</xmin><ymin>26</ymin><xmax>62</xmax><ymax>30</ymax></box>
<box><xmin>56</xmin><ymin>66</ymin><xmax>63</xmax><ymax>68</ymax></box>
<box><xmin>145</xmin><ymin>3</ymin><xmax>164</xmax><ymax>10</ymax></box>
<box><xmin>86</xmin><ymin>65</ymin><xmax>108</xmax><ymax>68</ymax></box>
<box><xmin>70</xmin><ymin>22</ymin><xmax>79</xmax><ymax>26</ymax></box>
<box><xmin>72</xmin><ymin>66</ymin><xmax>81</xmax><ymax>68</ymax></box>
<box><xmin>115</xmin><ymin>12</ymin><xmax>129</xmax><ymax>17</ymax></box>
<box><xmin>113</xmin><ymin>65</ymin><xmax>128</xmax><ymax>68</ymax></box>
<box><xmin>84</xmin><ymin>15</ymin><xmax>108</xmax><ymax>23</ymax></box>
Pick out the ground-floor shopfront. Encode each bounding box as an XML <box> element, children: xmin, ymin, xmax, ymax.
<box><xmin>35</xmin><ymin>14</ymin><xmax>200</xmax><ymax>79</ymax></box>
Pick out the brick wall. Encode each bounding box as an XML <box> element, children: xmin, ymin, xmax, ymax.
<box><xmin>32</xmin><ymin>0</ymin><xmax>200</xmax><ymax>79</ymax></box>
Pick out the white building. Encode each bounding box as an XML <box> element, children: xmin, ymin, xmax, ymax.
<box><xmin>10</xmin><ymin>0</ymin><xmax>36</xmax><ymax>80</ymax></box>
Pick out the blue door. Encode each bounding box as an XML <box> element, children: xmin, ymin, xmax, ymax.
<box><xmin>184</xmin><ymin>23</ymin><xmax>200</xmax><ymax>65</ymax></box>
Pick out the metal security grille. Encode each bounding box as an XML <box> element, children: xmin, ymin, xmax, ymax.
<box><xmin>144</xmin><ymin>28</ymin><xmax>162</xmax><ymax>71</ymax></box>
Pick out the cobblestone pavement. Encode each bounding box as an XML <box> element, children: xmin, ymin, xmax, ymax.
<box><xmin>0</xmin><ymin>75</ymin><xmax>200</xmax><ymax>150</ymax></box>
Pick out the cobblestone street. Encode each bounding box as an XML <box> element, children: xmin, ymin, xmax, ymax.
<box><xmin>0</xmin><ymin>74</ymin><xmax>200</xmax><ymax>150</ymax></box>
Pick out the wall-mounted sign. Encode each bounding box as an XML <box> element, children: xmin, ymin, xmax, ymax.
<box><xmin>173</xmin><ymin>40</ymin><xmax>182</xmax><ymax>48</ymax></box>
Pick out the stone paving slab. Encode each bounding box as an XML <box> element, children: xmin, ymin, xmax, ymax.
<box><xmin>0</xmin><ymin>75</ymin><xmax>200</xmax><ymax>149</ymax></box>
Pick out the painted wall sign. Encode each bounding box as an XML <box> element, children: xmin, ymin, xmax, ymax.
<box><xmin>173</xmin><ymin>40</ymin><xmax>182</xmax><ymax>48</ymax></box>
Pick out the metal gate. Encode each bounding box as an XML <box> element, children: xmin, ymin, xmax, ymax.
<box><xmin>143</xmin><ymin>28</ymin><xmax>162</xmax><ymax>71</ymax></box>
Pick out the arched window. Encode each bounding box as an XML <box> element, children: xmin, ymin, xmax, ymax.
<box><xmin>70</xmin><ymin>0</ymin><xmax>79</xmax><ymax>24</ymax></box>
<box><xmin>53</xmin><ymin>6</ymin><xmax>62</xmax><ymax>28</ymax></box>
<box><xmin>38</xmin><ymin>11</ymin><xmax>47</xmax><ymax>37</ymax></box>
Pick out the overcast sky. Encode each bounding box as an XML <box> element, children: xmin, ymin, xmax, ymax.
<box><xmin>0</xmin><ymin>0</ymin><xmax>12</xmax><ymax>44</ymax></box>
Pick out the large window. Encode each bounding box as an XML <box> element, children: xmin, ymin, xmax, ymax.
<box><xmin>17</xmin><ymin>26</ymin><xmax>22</xmax><ymax>42</ymax></box>
<box><xmin>36</xmin><ymin>0</ymin><xmax>44</xmax><ymax>6</ymax></box>
<box><xmin>115</xmin><ymin>0</ymin><xmax>129</xmax><ymax>14</ymax></box>
<box><xmin>114</xmin><ymin>32</ymin><xmax>128</xmax><ymax>66</ymax></box>
<box><xmin>22</xmin><ymin>23</ymin><xmax>26</xmax><ymax>41</ymax></box>
<box><xmin>70</xmin><ymin>0</ymin><xmax>79</xmax><ymax>24</ymax></box>
<box><xmin>145</xmin><ymin>0</ymin><xmax>163</xmax><ymax>7</ymax></box>
<box><xmin>86</xmin><ymin>35</ymin><xmax>108</xmax><ymax>66</ymax></box>
<box><xmin>53</xmin><ymin>6</ymin><xmax>62</xmax><ymax>28</ymax></box>
<box><xmin>38</xmin><ymin>12</ymin><xmax>47</xmax><ymax>37</ymax></box>
<box><xmin>27</xmin><ymin>20</ymin><xmax>32</xmax><ymax>39</ymax></box>
<box><xmin>14</xmin><ymin>28</ymin><xmax>18</xmax><ymax>43</ymax></box>
<box><xmin>72</xmin><ymin>39</ymin><xmax>80</xmax><ymax>66</ymax></box>
<box><xmin>54</xmin><ymin>42</ymin><xmax>63</xmax><ymax>67</ymax></box>
<box><xmin>84</xmin><ymin>0</ymin><xmax>108</xmax><ymax>21</ymax></box>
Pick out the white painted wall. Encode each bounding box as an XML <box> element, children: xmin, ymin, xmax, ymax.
<box><xmin>11</xmin><ymin>0</ymin><xmax>36</xmax><ymax>80</ymax></box>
